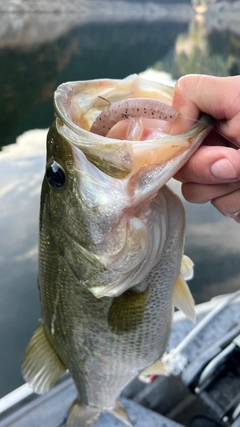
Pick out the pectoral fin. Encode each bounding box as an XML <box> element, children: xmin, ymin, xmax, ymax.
<box><xmin>172</xmin><ymin>254</ymin><xmax>195</xmax><ymax>322</ymax></box>
<box><xmin>173</xmin><ymin>274</ymin><xmax>196</xmax><ymax>322</ymax></box>
<box><xmin>138</xmin><ymin>360</ymin><xmax>166</xmax><ymax>383</ymax></box>
<box><xmin>108</xmin><ymin>288</ymin><xmax>149</xmax><ymax>335</ymax></box>
<box><xmin>181</xmin><ymin>254</ymin><xmax>194</xmax><ymax>281</ymax></box>
<box><xmin>22</xmin><ymin>324</ymin><xmax>66</xmax><ymax>394</ymax></box>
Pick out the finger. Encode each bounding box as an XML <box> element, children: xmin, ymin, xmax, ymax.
<box><xmin>181</xmin><ymin>182</ymin><xmax>240</xmax><ymax>204</ymax></box>
<box><xmin>203</xmin><ymin>129</ymin><xmax>237</xmax><ymax>149</ymax></box>
<box><xmin>175</xmin><ymin>146</ymin><xmax>240</xmax><ymax>184</ymax></box>
<box><xmin>174</xmin><ymin>74</ymin><xmax>240</xmax><ymax>120</ymax></box>
<box><xmin>217</xmin><ymin>115</ymin><xmax>240</xmax><ymax>147</ymax></box>
<box><xmin>211</xmin><ymin>188</ymin><xmax>240</xmax><ymax>223</ymax></box>
<box><xmin>168</xmin><ymin>74</ymin><xmax>240</xmax><ymax>146</ymax></box>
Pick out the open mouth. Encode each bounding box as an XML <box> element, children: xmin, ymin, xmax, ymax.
<box><xmin>54</xmin><ymin>76</ymin><xmax>215</xmax><ymax>183</ymax></box>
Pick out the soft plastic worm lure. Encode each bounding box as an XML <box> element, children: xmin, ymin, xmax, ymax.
<box><xmin>90</xmin><ymin>98</ymin><xmax>178</xmax><ymax>137</ymax></box>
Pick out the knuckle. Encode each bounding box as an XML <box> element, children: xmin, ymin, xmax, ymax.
<box><xmin>211</xmin><ymin>188</ymin><xmax>240</xmax><ymax>218</ymax></box>
<box><xmin>182</xmin><ymin>183</ymin><xmax>204</xmax><ymax>203</ymax></box>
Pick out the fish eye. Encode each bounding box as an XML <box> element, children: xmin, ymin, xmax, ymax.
<box><xmin>46</xmin><ymin>161</ymin><xmax>66</xmax><ymax>189</ymax></box>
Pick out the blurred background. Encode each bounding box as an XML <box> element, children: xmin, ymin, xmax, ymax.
<box><xmin>1</xmin><ymin>0</ymin><xmax>240</xmax><ymax>398</ymax></box>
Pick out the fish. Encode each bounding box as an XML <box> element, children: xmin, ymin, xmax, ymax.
<box><xmin>22</xmin><ymin>74</ymin><xmax>214</xmax><ymax>427</ymax></box>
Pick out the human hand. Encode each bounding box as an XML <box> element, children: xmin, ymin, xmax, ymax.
<box><xmin>169</xmin><ymin>74</ymin><xmax>240</xmax><ymax>223</ymax></box>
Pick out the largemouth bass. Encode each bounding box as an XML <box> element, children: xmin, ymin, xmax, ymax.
<box><xmin>22</xmin><ymin>75</ymin><xmax>214</xmax><ymax>427</ymax></box>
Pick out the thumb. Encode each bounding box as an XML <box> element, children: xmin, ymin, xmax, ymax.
<box><xmin>175</xmin><ymin>145</ymin><xmax>240</xmax><ymax>184</ymax></box>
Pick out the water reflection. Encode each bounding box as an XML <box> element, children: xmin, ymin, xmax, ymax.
<box><xmin>0</xmin><ymin>18</ymin><xmax>189</xmax><ymax>148</ymax></box>
<box><xmin>154</xmin><ymin>15</ymin><xmax>240</xmax><ymax>77</ymax></box>
<box><xmin>0</xmin><ymin>130</ymin><xmax>46</xmax><ymax>397</ymax></box>
<box><xmin>1</xmin><ymin>10</ymin><xmax>240</xmax><ymax>149</ymax></box>
<box><xmin>1</xmin><ymin>6</ymin><xmax>240</xmax><ymax>398</ymax></box>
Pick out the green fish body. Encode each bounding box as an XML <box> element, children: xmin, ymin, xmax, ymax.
<box><xmin>22</xmin><ymin>75</ymin><xmax>214</xmax><ymax>427</ymax></box>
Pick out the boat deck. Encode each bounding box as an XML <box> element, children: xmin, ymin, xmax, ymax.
<box><xmin>0</xmin><ymin>375</ymin><xmax>182</xmax><ymax>427</ymax></box>
<box><xmin>1</xmin><ymin>295</ymin><xmax>239</xmax><ymax>427</ymax></box>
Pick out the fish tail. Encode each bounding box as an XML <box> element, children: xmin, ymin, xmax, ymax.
<box><xmin>65</xmin><ymin>400</ymin><xmax>100</xmax><ymax>427</ymax></box>
<box><xmin>110</xmin><ymin>400</ymin><xmax>133</xmax><ymax>426</ymax></box>
<box><xmin>65</xmin><ymin>399</ymin><xmax>133</xmax><ymax>427</ymax></box>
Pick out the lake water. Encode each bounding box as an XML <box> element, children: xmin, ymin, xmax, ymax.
<box><xmin>1</xmin><ymin>4</ymin><xmax>240</xmax><ymax>398</ymax></box>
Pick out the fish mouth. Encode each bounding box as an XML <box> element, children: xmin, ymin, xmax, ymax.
<box><xmin>54</xmin><ymin>75</ymin><xmax>215</xmax><ymax>182</ymax></box>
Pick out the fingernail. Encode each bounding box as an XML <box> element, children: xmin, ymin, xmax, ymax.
<box><xmin>211</xmin><ymin>159</ymin><xmax>237</xmax><ymax>180</ymax></box>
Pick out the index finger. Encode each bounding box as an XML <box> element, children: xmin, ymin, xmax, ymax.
<box><xmin>168</xmin><ymin>74</ymin><xmax>240</xmax><ymax>146</ymax></box>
